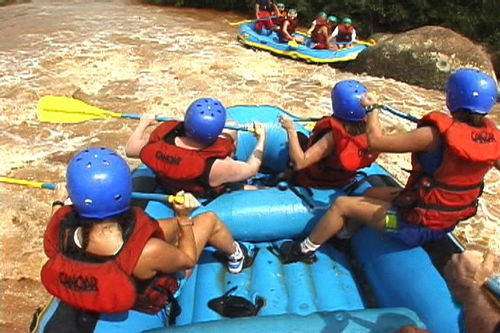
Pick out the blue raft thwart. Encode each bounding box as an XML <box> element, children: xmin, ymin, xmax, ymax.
<box><xmin>34</xmin><ymin>105</ymin><xmax>462</xmax><ymax>333</ymax></box>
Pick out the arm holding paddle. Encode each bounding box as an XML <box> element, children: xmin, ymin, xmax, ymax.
<box><xmin>51</xmin><ymin>183</ymin><xmax>68</xmax><ymax>216</ymax></box>
<box><xmin>282</xmin><ymin>20</ymin><xmax>293</xmax><ymax>41</ymax></box>
<box><xmin>363</xmin><ymin>93</ymin><xmax>440</xmax><ymax>153</ymax></box>
<box><xmin>208</xmin><ymin>123</ymin><xmax>267</xmax><ymax>187</ymax></box>
<box><xmin>307</xmin><ymin>20</ymin><xmax>316</xmax><ymax>35</ymax></box>
<box><xmin>125</xmin><ymin>114</ymin><xmax>157</xmax><ymax>158</ymax></box>
<box><xmin>271</xmin><ymin>2</ymin><xmax>280</xmax><ymax>18</ymax></box>
<box><xmin>171</xmin><ymin>190</ymin><xmax>200</xmax><ymax>273</ymax></box>
<box><xmin>221</xmin><ymin>120</ymin><xmax>239</xmax><ymax>144</ymax></box>
<box><xmin>329</xmin><ymin>25</ymin><xmax>339</xmax><ymax>44</ymax></box>
<box><xmin>280</xmin><ymin>116</ymin><xmax>333</xmax><ymax>170</ymax></box>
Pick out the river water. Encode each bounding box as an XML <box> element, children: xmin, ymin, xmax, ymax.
<box><xmin>0</xmin><ymin>0</ymin><xmax>499</xmax><ymax>331</ymax></box>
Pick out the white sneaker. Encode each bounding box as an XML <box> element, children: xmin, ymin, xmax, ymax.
<box><xmin>227</xmin><ymin>242</ymin><xmax>248</xmax><ymax>274</ymax></box>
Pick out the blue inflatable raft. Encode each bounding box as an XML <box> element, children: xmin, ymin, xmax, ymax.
<box><xmin>237</xmin><ymin>22</ymin><xmax>375</xmax><ymax>64</ymax></box>
<box><xmin>33</xmin><ymin>106</ymin><xmax>463</xmax><ymax>333</ymax></box>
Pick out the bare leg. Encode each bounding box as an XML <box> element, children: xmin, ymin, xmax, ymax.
<box><xmin>309</xmin><ymin>195</ymin><xmax>392</xmax><ymax>245</ymax></box>
<box><xmin>191</xmin><ymin>212</ymin><xmax>236</xmax><ymax>262</ymax></box>
<box><xmin>338</xmin><ymin>187</ymin><xmax>400</xmax><ymax>239</ymax></box>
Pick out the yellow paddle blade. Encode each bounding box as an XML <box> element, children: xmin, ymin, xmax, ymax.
<box><xmin>37</xmin><ymin>96</ymin><xmax>123</xmax><ymax>124</ymax></box>
<box><xmin>355</xmin><ymin>39</ymin><xmax>377</xmax><ymax>47</ymax></box>
<box><xmin>303</xmin><ymin>122</ymin><xmax>316</xmax><ymax>131</ymax></box>
<box><xmin>288</xmin><ymin>40</ymin><xmax>299</xmax><ymax>48</ymax></box>
<box><xmin>229</xmin><ymin>19</ymin><xmax>252</xmax><ymax>26</ymax></box>
<box><xmin>0</xmin><ymin>176</ymin><xmax>45</xmax><ymax>189</ymax></box>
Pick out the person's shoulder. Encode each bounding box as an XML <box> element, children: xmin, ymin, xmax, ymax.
<box><xmin>141</xmin><ymin>237</ymin><xmax>167</xmax><ymax>256</ymax></box>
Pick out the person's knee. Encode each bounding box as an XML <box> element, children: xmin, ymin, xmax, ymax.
<box><xmin>197</xmin><ymin>211</ymin><xmax>216</xmax><ymax>220</ymax></box>
<box><xmin>195</xmin><ymin>211</ymin><xmax>219</xmax><ymax>228</ymax></box>
<box><xmin>332</xmin><ymin>196</ymin><xmax>352</xmax><ymax>215</ymax></box>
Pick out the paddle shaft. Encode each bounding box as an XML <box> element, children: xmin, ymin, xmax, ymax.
<box><xmin>291</xmin><ymin>105</ymin><xmax>419</xmax><ymax>123</ymax></box>
<box><xmin>295</xmin><ymin>31</ymin><xmax>375</xmax><ymax>46</ymax></box>
<box><xmin>229</xmin><ymin>15</ymin><xmax>280</xmax><ymax>26</ymax></box>
<box><xmin>380</xmin><ymin>105</ymin><xmax>419</xmax><ymax>123</ymax></box>
<box><xmin>121</xmin><ymin>113</ymin><xmax>252</xmax><ymax>132</ymax></box>
<box><xmin>332</xmin><ymin>39</ymin><xmax>376</xmax><ymax>46</ymax></box>
<box><xmin>0</xmin><ymin>177</ymin><xmax>182</xmax><ymax>203</ymax></box>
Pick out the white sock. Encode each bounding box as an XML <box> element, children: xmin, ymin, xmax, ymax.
<box><xmin>229</xmin><ymin>241</ymin><xmax>243</xmax><ymax>260</ymax></box>
<box><xmin>300</xmin><ymin>237</ymin><xmax>320</xmax><ymax>254</ymax></box>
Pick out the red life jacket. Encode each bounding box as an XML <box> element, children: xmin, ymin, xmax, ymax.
<box><xmin>279</xmin><ymin>18</ymin><xmax>298</xmax><ymax>39</ymax></box>
<box><xmin>397</xmin><ymin>112</ymin><xmax>500</xmax><ymax>231</ymax></box>
<box><xmin>296</xmin><ymin>117</ymin><xmax>379</xmax><ymax>188</ymax></box>
<box><xmin>337</xmin><ymin>24</ymin><xmax>355</xmax><ymax>42</ymax></box>
<box><xmin>41</xmin><ymin>206</ymin><xmax>179</xmax><ymax>314</ymax></box>
<box><xmin>272</xmin><ymin>11</ymin><xmax>286</xmax><ymax>25</ymax></box>
<box><xmin>140</xmin><ymin>121</ymin><xmax>235</xmax><ymax>197</ymax></box>
<box><xmin>311</xmin><ymin>19</ymin><xmax>328</xmax><ymax>44</ymax></box>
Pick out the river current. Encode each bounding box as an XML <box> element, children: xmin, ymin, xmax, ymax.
<box><xmin>0</xmin><ymin>0</ymin><xmax>499</xmax><ymax>331</ymax></box>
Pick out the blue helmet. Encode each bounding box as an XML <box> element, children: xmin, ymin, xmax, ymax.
<box><xmin>331</xmin><ymin>80</ymin><xmax>368</xmax><ymax>122</ymax></box>
<box><xmin>446</xmin><ymin>69</ymin><xmax>498</xmax><ymax>114</ymax></box>
<box><xmin>67</xmin><ymin>148</ymin><xmax>133</xmax><ymax>220</ymax></box>
<box><xmin>184</xmin><ymin>98</ymin><xmax>227</xmax><ymax>145</ymax></box>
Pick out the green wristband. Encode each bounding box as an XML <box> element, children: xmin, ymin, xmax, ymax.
<box><xmin>384</xmin><ymin>211</ymin><xmax>399</xmax><ymax>233</ymax></box>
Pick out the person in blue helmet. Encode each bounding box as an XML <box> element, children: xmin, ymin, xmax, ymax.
<box><xmin>279</xmin><ymin>69</ymin><xmax>500</xmax><ymax>264</ymax></box>
<box><xmin>280</xmin><ymin>80</ymin><xmax>379</xmax><ymax>190</ymax></box>
<box><xmin>40</xmin><ymin>148</ymin><xmax>250</xmax><ymax>329</ymax></box>
<box><xmin>125</xmin><ymin>98</ymin><xmax>267</xmax><ymax>198</ymax></box>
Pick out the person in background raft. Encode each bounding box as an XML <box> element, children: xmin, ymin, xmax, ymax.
<box><xmin>310</xmin><ymin>14</ymin><xmax>337</xmax><ymax>50</ymax></box>
<box><xmin>278</xmin><ymin>9</ymin><xmax>304</xmax><ymax>44</ymax></box>
<box><xmin>280</xmin><ymin>80</ymin><xmax>379</xmax><ymax>189</ymax></box>
<box><xmin>331</xmin><ymin>17</ymin><xmax>357</xmax><ymax>49</ymax></box>
<box><xmin>279</xmin><ymin>68</ymin><xmax>500</xmax><ymax>263</ymax></box>
<box><xmin>307</xmin><ymin>11</ymin><xmax>327</xmax><ymax>35</ymax></box>
<box><xmin>40</xmin><ymin>148</ymin><xmax>250</xmax><ymax>330</ymax></box>
<box><xmin>255</xmin><ymin>0</ymin><xmax>279</xmax><ymax>34</ymax></box>
<box><xmin>326</xmin><ymin>15</ymin><xmax>339</xmax><ymax>40</ymax></box>
<box><xmin>125</xmin><ymin>98</ymin><xmax>267</xmax><ymax>199</ymax></box>
<box><xmin>272</xmin><ymin>3</ymin><xmax>287</xmax><ymax>26</ymax></box>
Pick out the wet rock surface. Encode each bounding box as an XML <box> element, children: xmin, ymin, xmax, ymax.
<box><xmin>347</xmin><ymin>26</ymin><xmax>497</xmax><ymax>90</ymax></box>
